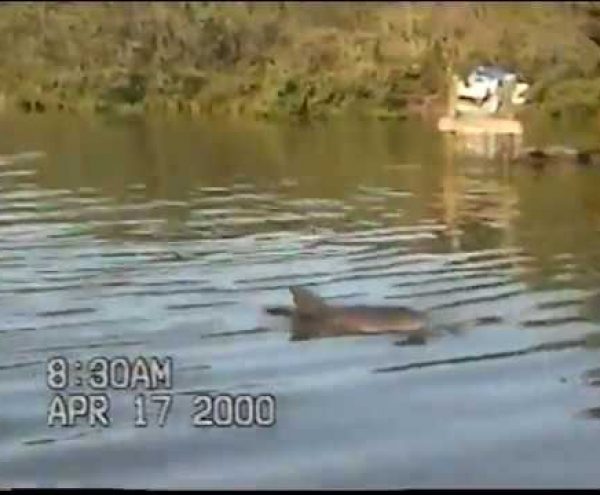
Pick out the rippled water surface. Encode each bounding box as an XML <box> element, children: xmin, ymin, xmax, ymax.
<box><xmin>1</xmin><ymin>114</ymin><xmax>600</xmax><ymax>488</ymax></box>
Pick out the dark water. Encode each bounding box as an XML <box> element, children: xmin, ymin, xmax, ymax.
<box><xmin>0</xmin><ymin>114</ymin><xmax>599</xmax><ymax>488</ymax></box>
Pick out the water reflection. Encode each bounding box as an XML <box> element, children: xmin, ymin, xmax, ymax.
<box><xmin>0</xmin><ymin>114</ymin><xmax>597</xmax><ymax>325</ymax></box>
<box><xmin>449</xmin><ymin>132</ymin><xmax>523</xmax><ymax>161</ymax></box>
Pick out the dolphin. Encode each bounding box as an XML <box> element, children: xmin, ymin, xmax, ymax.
<box><xmin>266</xmin><ymin>286</ymin><xmax>428</xmax><ymax>341</ymax></box>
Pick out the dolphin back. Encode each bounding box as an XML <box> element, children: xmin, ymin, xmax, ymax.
<box><xmin>290</xmin><ymin>286</ymin><xmax>330</xmax><ymax>317</ymax></box>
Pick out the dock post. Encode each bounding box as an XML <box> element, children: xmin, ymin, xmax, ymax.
<box><xmin>446</xmin><ymin>73</ymin><xmax>459</xmax><ymax>118</ymax></box>
<box><xmin>499</xmin><ymin>78</ymin><xmax>516</xmax><ymax>118</ymax></box>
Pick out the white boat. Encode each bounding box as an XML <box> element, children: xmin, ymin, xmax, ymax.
<box><xmin>453</xmin><ymin>65</ymin><xmax>529</xmax><ymax>117</ymax></box>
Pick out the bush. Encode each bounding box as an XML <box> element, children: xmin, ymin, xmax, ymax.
<box><xmin>0</xmin><ymin>3</ymin><xmax>598</xmax><ymax>120</ymax></box>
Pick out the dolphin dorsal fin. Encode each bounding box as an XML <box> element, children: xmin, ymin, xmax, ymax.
<box><xmin>290</xmin><ymin>286</ymin><xmax>330</xmax><ymax>317</ymax></box>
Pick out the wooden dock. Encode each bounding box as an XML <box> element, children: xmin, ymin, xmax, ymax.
<box><xmin>437</xmin><ymin>115</ymin><xmax>523</xmax><ymax>136</ymax></box>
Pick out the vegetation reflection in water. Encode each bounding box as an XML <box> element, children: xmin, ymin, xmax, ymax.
<box><xmin>0</xmin><ymin>113</ymin><xmax>598</xmax><ymax>308</ymax></box>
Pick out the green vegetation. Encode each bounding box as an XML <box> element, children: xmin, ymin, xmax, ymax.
<box><xmin>2</xmin><ymin>2</ymin><xmax>600</xmax><ymax>121</ymax></box>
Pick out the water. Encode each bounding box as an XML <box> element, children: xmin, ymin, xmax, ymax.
<box><xmin>0</xmin><ymin>113</ymin><xmax>599</xmax><ymax>488</ymax></box>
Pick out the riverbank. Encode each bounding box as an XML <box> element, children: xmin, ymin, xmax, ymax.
<box><xmin>1</xmin><ymin>3</ymin><xmax>600</xmax><ymax>122</ymax></box>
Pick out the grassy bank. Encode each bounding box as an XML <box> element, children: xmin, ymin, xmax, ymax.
<box><xmin>1</xmin><ymin>2</ymin><xmax>600</xmax><ymax>121</ymax></box>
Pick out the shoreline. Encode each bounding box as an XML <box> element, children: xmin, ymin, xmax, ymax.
<box><xmin>0</xmin><ymin>89</ymin><xmax>446</xmax><ymax>123</ymax></box>
<box><xmin>2</xmin><ymin>4</ymin><xmax>599</xmax><ymax>125</ymax></box>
